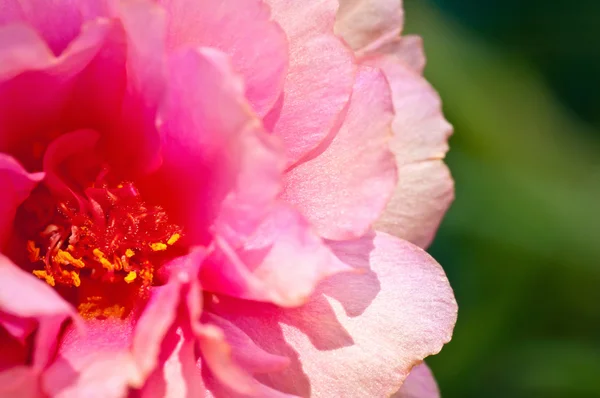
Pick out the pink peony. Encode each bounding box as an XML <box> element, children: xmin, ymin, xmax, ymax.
<box><xmin>0</xmin><ymin>0</ymin><xmax>457</xmax><ymax>397</ymax></box>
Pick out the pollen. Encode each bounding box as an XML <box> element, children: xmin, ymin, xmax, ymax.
<box><xmin>167</xmin><ymin>233</ymin><xmax>181</xmax><ymax>245</ymax></box>
<box><xmin>54</xmin><ymin>249</ymin><xmax>85</xmax><ymax>268</ymax></box>
<box><xmin>93</xmin><ymin>248</ymin><xmax>114</xmax><ymax>271</ymax></box>
<box><xmin>33</xmin><ymin>270</ymin><xmax>55</xmax><ymax>286</ymax></box>
<box><xmin>124</xmin><ymin>271</ymin><xmax>137</xmax><ymax>284</ymax></box>
<box><xmin>20</xmin><ymin>179</ymin><xmax>183</xmax><ymax>320</ymax></box>
<box><xmin>149</xmin><ymin>242</ymin><xmax>168</xmax><ymax>251</ymax></box>
<box><xmin>69</xmin><ymin>271</ymin><xmax>81</xmax><ymax>287</ymax></box>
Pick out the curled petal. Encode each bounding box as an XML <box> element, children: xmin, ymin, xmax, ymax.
<box><xmin>160</xmin><ymin>0</ymin><xmax>289</xmax><ymax>117</ymax></box>
<box><xmin>0</xmin><ymin>153</ymin><xmax>43</xmax><ymax>245</ymax></box>
<box><xmin>282</xmin><ymin>66</ymin><xmax>397</xmax><ymax>240</ymax></box>
<box><xmin>364</xmin><ymin>55</ymin><xmax>454</xmax><ymax>248</ymax></box>
<box><xmin>263</xmin><ymin>0</ymin><xmax>355</xmax><ymax>165</ymax></box>
<box><xmin>392</xmin><ymin>362</ymin><xmax>440</xmax><ymax>398</ymax></box>
<box><xmin>208</xmin><ymin>232</ymin><xmax>457</xmax><ymax>396</ymax></box>
<box><xmin>0</xmin><ymin>254</ymin><xmax>78</xmax><ymax>371</ymax></box>
<box><xmin>150</xmin><ymin>47</ymin><xmax>284</xmax><ymax>245</ymax></box>
<box><xmin>201</xmin><ymin>204</ymin><xmax>351</xmax><ymax>307</ymax></box>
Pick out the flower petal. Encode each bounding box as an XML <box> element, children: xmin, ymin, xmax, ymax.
<box><xmin>159</xmin><ymin>0</ymin><xmax>289</xmax><ymax>117</ymax></box>
<box><xmin>0</xmin><ymin>254</ymin><xmax>78</xmax><ymax>371</ymax></box>
<box><xmin>0</xmin><ymin>19</ymin><xmax>124</xmax><ymax>170</ymax></box>
<box><xmin>364</xmin><ymin>55</ymin><xmax>454</xmax><ymax>248</ymax></box>
<box><xmin>335</xmin><ymin>0</ymin><xmax>404</xmax><ymax>54</ymax></box>
<box><xmin>282</xmin><ymin>66</ymin><xmax>397</xmax><ymax>240</ymax></box>
<box><xmin>0</xmin><ymin>153</ymin><xmax>43</xmax><ymax>245</ymax></box>
<box><xmin>201</xmin><ymin>203</ymin><xmax>351</xmax><ymax>307</ymax></box>
<box><xmin>392</xmin><ymin>362</ymin><xmax>440</xmax><ymax>398</ymax></box>
<box><xmin>373</xmin><ymin>35</ymin><xmax>426</xmax><ymax>74</ymax></box>
<box><xmin>263</xmin><ymin>0</ymin><xmax>355</xmax><ymax>165</ymax></box>
<box><xmin>0</xmin><ymin>0</ymin><xmax>109</xmax><ymax>55</ymax></box>
<box><xmin>208</xmin><ymin>231</ymin><xmax>457</xmax><ymax>396</ymax></box>
<box><xmin>149</xmin><ymin>47</ymin><xmax>284</xmax><ymax>246</ymax></box>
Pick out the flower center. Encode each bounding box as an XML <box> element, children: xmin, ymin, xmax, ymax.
<box><xmin>15</xmin><ymin>176</ymin><xmax>183</xmax><ymax>319</ymax></box>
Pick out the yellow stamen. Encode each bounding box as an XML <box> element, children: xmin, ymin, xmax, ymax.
<box><xmin>167</xmin><ymin>233</ymin><xmax>180</xmax><ymax>245</ymax></box>
<box><xmin>54</xmin><ymin>249</ymin><xmax>86</xmax><ymax>268</ymax></box>
<box><xmin>125</xmin><ymin>248</ymin><xmax>135</xmax><ymax>258</ymax></box>
<box><xmin>33</xmin><ymin>270</ymin><xmax>55</xmax><ymax>287</ymax></box>
<box><xmin>124</xmin><ymin>271</ymin><xmax>137</xmax><ymax>284</ymax></box>
<box><xmin>149</xmin><ymin>242</ymin><xmax>167</xmax><ymax>251</ymax></box>
<box><xmin>27</xmin><ymin>240</ymin><xmax>40</xmax><ymax>262</ymax></box>
<box><xmin>93</xmin><ymin>248</ymin><xmax>114</xmax><ymax>271</ymax></box>
<box><xmin>70</xmin><ymin>271</ymin><xmax>81</xmax><ymax>287</ymax></box>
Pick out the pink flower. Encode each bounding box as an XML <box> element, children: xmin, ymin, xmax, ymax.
<box><xmin>0</xmin><ymin>0</ymin><xmax>457</xmax><ymax>397</ymax></box>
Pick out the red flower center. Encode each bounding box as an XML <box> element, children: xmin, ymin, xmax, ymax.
<box><xmin>14</xmin><ymin>170</ymin><xmax>183</xmax><ymax>319</ymax></box>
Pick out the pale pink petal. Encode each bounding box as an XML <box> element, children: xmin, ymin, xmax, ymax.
<box><xmin>148</xmin><ymin>47</ymin><xmax>284</xmax><ymax>246</ymax></box>
<box><xmin>374</xmin><ymin>35</ymin><xmax>426</xmax><ymax>74</ymax></box>
<box><xmin>198</xmin><ymin>324</ymin><xmax>297</xmax><ymax>398</ymax></box>
<box><xmin>263</xmin><ymin>0</ymin><xmax>355</xmax><ymax>166</ymax></box>
<box><xmin>0</xmin><ymin>153</ymin><xmax>43</xmax><ymax>245</ymax></box>
<box><xmin>203</xmin><ymin>312</ymin><xmax>289</xmax><ymax>374</ymax></box>
<box><xmin>208</xmin><ymin>231</ymin><xmax>457</xmax><ymax>396</ymax></box>
<box><xmin>0</xmin><ymin>254</ymin><xmax>78</xmax><ymax>370</ymax></box>
<box><xmin>282</xmin><ymin>66</ymin><xmax>397</xmax><ymax>240</ymax></box>
<box><xmin>335</xmin><ymin>0</ymin><xmax>404</xmax><ymax>54</ymax></box>
<box><xmin>160</xmin><ymin>0</ymin><xmax>288</xmax><ymax>117</ymax></box>
<box><xmin>392</xmin><ymin>362</ymin><xmax>440</xmax><ymax>398</ymax></box>
<box><xmin>141</xmin><ymin>328</ymin><xmax>207</xmax><ymax>398</ymax></box>
<box><xmin>43</xmin><ymin>351</ymin><xmax>142</xmax><ymax>398</ymax></box>
<box><xmin>364</xmin><ymin>55</ymin><xmax>454</xmax><ymax>248</ymax></box>
<box><xmin>201</xmin><ymin>204</ymin><xmax>350</xmax><ymax>307</ymax></box>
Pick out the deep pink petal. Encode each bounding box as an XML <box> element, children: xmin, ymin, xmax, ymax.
<box><xmin>282</xmin><ymin>66</ymin><xmax>397</xmax><ymax>240</ymax></box>
<box><xmin>263</xmin><ymin>0</ymin><xmax>355</xmax><ymax>165</ymax></box>
<box><xmin>0</xmin><ymin>19</ymin><xmax>123</xmax><ymax>170</ymax></box>
<box><xmin>0</xmin><ymin>254</ymin><xmax>78</xmax><ymax>370</ymax></box>
<box><xmin>104</xmin><ymin>0</ymin><xmax>167</xmax><ymax>176</ymax></box>
<box><xmin>364</xmin><ymin>55</ymin><xmax>454</xmax><ymax>248</ymax></box>
<box><xmin>160</xmin><ymin>0</ymin><xmax>288</xmax><ymax>117</ymax></box>
<box><xmin>392</xmin><ymin>362</ymin><xmax>440</xmax><ymax>398</ymax></box>
<box><xmin>201</xmin><ymin>204</ymin><xmax>351</xmax><ymax>307</ymax></box>
<box><xmin>0</xmin><ymin>366</ymin><xmax>43</xmax><ymax>398</ymax></box>
<box><xmin>149</xmin><ymin>47</ymin><xmax>284</xmax><ymax>246</ymax></box>
<box><xmin>335</xmin><ymin>0</ymin><xmax>404</xmax><ymax>55</ymax></box>
<box><xmin>208</xmin><ymin>231</ymin><xmax>457</xmax><ymax>396</ymax></box>
<box><xmin>0</xmin><ymin>153</ymin><xmax>43</xmax><ymax>244</ymax></box>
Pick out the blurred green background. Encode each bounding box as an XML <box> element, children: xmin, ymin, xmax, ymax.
<box><xmin>402</xmin><ymin>1</ymin><xmax>600</xmax><ymax>397</ymax></box>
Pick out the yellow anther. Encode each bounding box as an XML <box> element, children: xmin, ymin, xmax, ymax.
<box><xmin>93</xmin><ymin>248</ymin><xmax>114</xmax><ymax>271</ymax></box>
<box><xmin>117</xmin><ymin>183</ymin><xmax>124</xmax><ymax>188</ymax></box>
<box><xmin>124</xmin><ymin>271</ymin><xmax>137</xmax><ymax>284</ymax></box>
<box><xmin>167</xmin><ymin>233</ymin><xmax>181</xmax><ymax>245</ymax></box>
<box><xmin>125</xmin><ymin>248</ymin><xmax>135</xmax><ymax>258</ymax></box>
<box><xmin>55</xmin><ymin>250</ymin><xmax>86</xmax><ymax>268</ymax></box>
<box><xmin>149</xmin><ymin>242</ymin><xmax>167</xmax><ymax>251</ymax></box>
<box><xmin>33</xmin><ymin>270</ymin><xmax>55</xmax><ymax>287</ymax></box>
<box><xmin>70</xmin><ymin>271</ymin><xmax>81</xmax><ymax>287</ymax></box>
<box><xmin>27</xmin><ymin>240</ymin><xmax>40</xmax><ymax>262</ymax></box>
